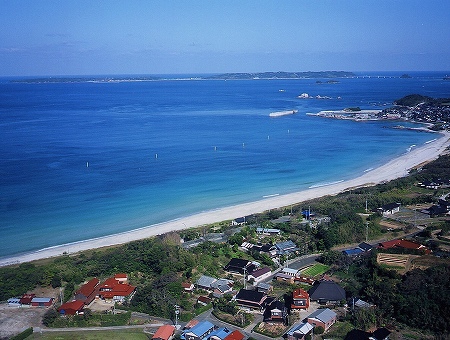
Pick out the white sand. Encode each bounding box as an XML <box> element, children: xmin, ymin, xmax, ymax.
<box><xmin>1</xmin><ymin>131</ymin><xmax>449</xmax><ymax>267</ymax></box>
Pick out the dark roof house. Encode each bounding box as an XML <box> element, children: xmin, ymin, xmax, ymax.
<box><xmin>224</xmin><ymin>258</ymin><xmax>254</xmax><ymax>274</ymax></box>
<box><xmin>234</xmin><ymin>289</ymin><xmax>267</xmax><ymax>311</ymax></box>
<box><xmin>308</xmin><ymin>279</ymin><xmax>346</xmax><ymax>304</ymax></box>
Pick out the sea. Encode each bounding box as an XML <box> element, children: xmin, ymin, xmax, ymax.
<box><xmin>1</xmin><ymin>71</ymin><xmax>449</xmax><ymax>258</ymax></box>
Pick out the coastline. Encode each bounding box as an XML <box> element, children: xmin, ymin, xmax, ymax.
<box><xmin>1</xmin><ymin>130</ymin><xmax>449</xmax><ymax>267</ymax></box>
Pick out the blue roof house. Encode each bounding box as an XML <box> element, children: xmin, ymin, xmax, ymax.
<box><xmin>182</xmin><ymin>321</ymin><xmax>215</xmax><ymax>340</ymax></box>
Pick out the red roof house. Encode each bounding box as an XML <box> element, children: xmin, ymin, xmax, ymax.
<box><xmin>152</xmin><ymin>325</ymin><xmax>176</xmax><ymax>340</ymax></box>
<box><xmin>291</xmin><ymin>288</ymin><xmax>310</xmax><ymax>310</ymax></box>
<box><xmin>58</xmin><ymin>300</ymin><xmax>85</xmax><ymax>315</ymax></box>
<box><xmin>74</xmin><ymin>278</ymin><xmax>100</xmax><ymax>305</ymax></box>
<box><xmin>378</xmin><ymin>239</ymin><xmax>430</xmax><ymax>254</ymax></box>
<box><xmin>98</xmin><ymin>276</ymin><xmax>136</xmax><ymax>303</ymax></box>
<box><xmin>19</xmin><ymin>294</ymin><xmax>36</xmax><ymax>305</ymax></box>
<box><xmin>224</xmin><ymin>330</ymin><xmax>245</xmax><ymax>340</ymax></box>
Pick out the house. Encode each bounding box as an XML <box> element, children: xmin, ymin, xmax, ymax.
<box><xmin>372</xmin><ymin>327</ymin><xmax>391</xmax><ymax>340</ymax></box>
<box><xmin>285</xmin><ymin>322</ymin><xmax>314</xmax><ymax>340</ymax></box>
<box><xmin>308</xmin><ymin>279</ymin><xmax>346</xmax><ymax>304</ymax></box>
<box><xmin>234</xmin><ymin>289</ymin><xmax>268</xmax><ymax>311</ymax></box>
<box><xmin>196</xmin><ymin>275</ymin><xmax>218</xmax><ymax>291</ymax></box>
<box><xmin>274</xmin><ymin>273</ymin><xmax>295</xmax><ymax>284</ymax></box>
<box><xmin>19</xmin><ymin>294</ymin><xmax>35</xmax><ymax>306</ymax></box>
<box><xmin>379</xmin><ymin>203</ymin><xmax>401</xmax><ymax>216</ymax></box>
<box><xmin>58</xmin><ymin>300</ymin><xmax>85</xmax><ymax>315</ymax></box>
<box><xmin>378</xmin><ymin>239</ymin><xmax>430</xmax><ymax>254</ymax></box>
<box><xmin>263</xmin><ymin>300</ymin><xmax>287</xmax><ymax>324</ymax></box>
<box><xmin>306</xmin><ymin>308</ymin><xmax>337</xmax><ymax>331</ymax></box>
<box><xmin>256</xmin><ymin>282</ymin><xmax>272</xmax><ymax>294</ymax></box>
<box><xmin>31</xmin><ymin>297</ymin><xmax>54</xmax><ymax>307</ymax></box>
<box><xmin>358</xmin><ymin>242</ymin><xmax>373</xmax><ymax>252</ymax></box>
<box><xmin>429</xmin><ymin>204</ymin><xmax>448</xmax><ymax>217</ymax></box>
<box><xmin>114</xmin><ymin>273</ymin><xmax>128</xmax><ymax>283</ymax></box>
<box><xmin>210</xmin><ymin>279</ymin><xmax>233</xmax><ymax>297</ymax></box>
<box><xmin>343</xmin><ymin>248</ymin><xmax>364</xmax><ymax>257</ymax></box>
<box><xmin>7</xmin><ymin>298</ymin><xmax>21</xmax><ymax>307</ymax></box>
<box><xmin>231</xmin><ymin>217</ymin><xmax>246</xmax><ymax>226</ymax></box>
<box><xmin>208</xmin><ymin>327</ymin><xmax>232</xmax><ymax>340</ymax></box>
<box><xmin>152</xmin><ymin>325</ymin><xmax>176</xmax><ymax>340</ymax></box>
<box><xmin>291</xmin><ymin>288</ymin><xmax>310</xmax><ymax>310</ymax></box>
<box><xmin>280</xmin><ymin>267</ymin><xmax>298</xmax><ymax>277</ymax></box>
<box><xmin>197</xmin><ymin>296</ymin><xmax>212</xmax><ymax>306</ymax></box>
<box><xmin>97</xmin><ymin>276</ymin><xmax>136</xmax><ymax>303</ymax></box>
<box><xmin>344</xmin><ymin>327</ymin><xmax>391</xmax><ymax>340</ymax></box>
<box><xmin>181</xmin><ymin>320</ymin><xmax>215</xmax><ymax>340</ymax></box>
<box><xmin>195</xmin><ymin>275</ymin><xmax>233</xmax><ymax>296</ymax></box>
<box><xmin>182</xmin><ymin>282</ymin><xmax>195</xmax><ymax>293</ymax></box>
<box><xmin>256</xmin><ymin>227</ymin><xmax>281</xmax><ymax>235</ymax></box>
<box><xmin>353</xmin><ymin>298</ymin><xmax>374</xmax><ymax>309</ymax></box>
<box><xmin>274</xmin><ymin>240</ymin><xmax>299</xmax><ymax>255</ymax></box>
<box><xmin>224</xmin><ymin>258</ymin><xmax>255</xmax><ymax>275</ymax></box>
<box><xmin>74</xmin><ymin>277</ymin><xmax>100</xmax><ymax>305</ymax></box>
<box><xmin>223</xmin><ymin>330</ymin><xmax>245</xmax><ymax>340</ymax></box>
<box><xmin>247</xmin><ymin>267</ymin><xmax>272</xmax><ymax>283</ymax></box>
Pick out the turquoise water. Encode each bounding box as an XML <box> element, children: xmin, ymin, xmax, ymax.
<box><xmin>0</xmin><ymin>72</ymin><xmax>449</xmax><ymax>257</ymax></box>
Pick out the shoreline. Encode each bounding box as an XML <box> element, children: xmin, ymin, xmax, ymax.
<box><xmin>1</xmin><ymin>130</ymin><xmax>449</xmax><ymax>267</ymax></box>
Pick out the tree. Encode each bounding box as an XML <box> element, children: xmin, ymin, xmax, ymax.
<box><xmin>42</xmin><ymin>308</ymin><xmax>59</xmax><ymax>327</ymax></box>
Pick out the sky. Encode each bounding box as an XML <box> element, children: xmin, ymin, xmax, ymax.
<box><xmin>1</xmin><ymin>0</ymin><xmax>449</xmax><ymax>76</ymax></box>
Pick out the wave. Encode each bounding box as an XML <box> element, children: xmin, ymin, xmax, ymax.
<box><xmin>263</xmin><ymin>193</ymin><xmax>280</xmax><ymax>198</ymax></box>
<box><xmin>406</xmin><ymin>144</ymin><xmax>416</xmax><ymax>153</ymax></box>
<box><xmin>364</xmin><ymin>168</ymin><xmax>374</xmax><ymax>173</ymax></box>
<box><xmin>425</xmin><ymin>138</ymin><xmax>437</xmax><ymax>144</ymax></box>
<box><xmin>309</xmin><ymin>180</ymin><xmax>344</xmax><ymax>189</ymax></box>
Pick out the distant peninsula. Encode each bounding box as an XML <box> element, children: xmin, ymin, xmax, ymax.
<box><xmin>205</xmin><ymin>71</ymin><xmax>356</xmax><ymax>80</ymax></box>
<box><xmin>12</xmin><ymin>71</ymin><xmax>356</xmax><ymax>84</ymax></box>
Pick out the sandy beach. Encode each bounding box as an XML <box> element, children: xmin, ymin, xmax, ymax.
<box><xmin>1</xmin><ymin>131</ymin><xmax>449</xmax><ymax>267</ymax></box>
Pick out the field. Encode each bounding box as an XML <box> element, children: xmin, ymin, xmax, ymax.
<box><xmin>29</xmin><ymin>329</ymin><xmax>150</xmax><ymax>340</ymax></box>
<box><xmin>300</xmin><ymin>263</ymin><xmax>329</xmax><ymax>277</ymax></box>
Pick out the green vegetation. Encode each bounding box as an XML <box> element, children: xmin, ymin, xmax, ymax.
<box><xmin>28</xmin><ymin>329</ymin><xmax>149</xmax><ymax>340</ymax></box>
<box><xmin>300</xmin><ymin>263</ymin><xmax>329</xmax><ymax>277</ymax></box>
<box><xmin>394</xmin><ymin>93</ymin><xmax>450</xmax><ymax>107</ymax></box>
<box><xmin>10</xmin><ymin>327</ymin><xmax>33</xmax><ymax>340</ymax></box>
<box><xmin>43</xmin><ymin>310</ymin><xmax>131</xmax><ymax>328</ymax></box>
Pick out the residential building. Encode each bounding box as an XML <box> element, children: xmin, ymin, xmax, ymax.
<box><xmin>306</xmin><ymin>308</ymin><xmax>337</xmax><ymax>331</ymax></box>
<box><xmin>181</xmin><ymin>320</ymin><xmax>215</xmax><ymax>340</ymax></box>
<box><xmin>285</xmin><ymin>322</ymin><xmax>314</xmax><ymax>340</ymax></box>
<box><xmin>308</xmin><ymin>279</ymin><xmax>346</xmax><ymax>304</ymax></box>
<box><xmin>379</xmin><ymin>203</ymin><xmax>401</xmax><ymax>216</ymax></box>
<box><xmin>224</xmin><ymin>258</ymin><xmax>254</xmax><ymax>275</ymax></box>
<box><xmin>31</xmin><ymin>297</ymin><xmax>54</xmax><ymax>307</ymax></box>
<box><xmin>263</xmin><ymin>300</ymin><xmax>287</xmax><ymax>324</ymax></box>
<box><xmin>208</xmin><ymin>327</ymin><xmax>232</xmax><ymax>340</ymax></box>
<box><xmin>223</xmin><ymin>330</ymin><xmax>245</xmax><ymax>340</ymax></box>
<box><xmin>234</xmin><ymin>289</ymin><xmax>268</xmax><ymax>311</ymax></box>
<box><xmin>275</xmin><ymin>240</ymin><xmax>299</xmax><ymax>255</ymax></box>
<box><xmin>74</xmin><ymin>278</ymin><xmax>100</xmax><ymax>305</ymax></box>
<box><xmin>97</xmin><ymin>276</ymin><xmax>136</xmax><ymax>303</ymax></box>
<box><xmin>58</xmin><ymin>300</ymin><xmax>85</xmax><ymax>315</ymax></box>
<box><xmin>256</xmin><ymin>282</ymin><xmax>272</xmax><ymax>294</ymax></box>
<box><xmin>247</xmin><ymin>267</ymin><xmax>272</xmax><ymax>283</ymax></box>
<box><xmin>291</xmin><ymin>288</ymin><xmax>310</xmax><ymax>310</ymax></box>
<box><xmin>152</xmin><ymin>325</ymin><xmax>176</xmax><ymax>340</ymax></box>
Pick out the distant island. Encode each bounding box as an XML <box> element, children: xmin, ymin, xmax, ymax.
<box><xmin>12</xmin><ymin>71</ymin><xmax>356</xmax><ymax>83</ymax></box>
<box><xmin>205</xmin><ymin>71</ymin><xmax>356</xmax><ymax>80</ymax></box>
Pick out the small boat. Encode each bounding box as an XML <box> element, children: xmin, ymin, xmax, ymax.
<box><xmin>269</xmin><ymin>110</ymin><xmax>298</xmax><ymax>117</ymax></box>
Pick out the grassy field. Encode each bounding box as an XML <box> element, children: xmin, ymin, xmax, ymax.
<box><xmin>29</xmin><ymin>329</ymin><xmax>150</xmax><ymax>340</ymax></box>
<box><xmin>300</xmin><ymin>263</ymin><xmax>329</xmax><ymax>277</ymax></box>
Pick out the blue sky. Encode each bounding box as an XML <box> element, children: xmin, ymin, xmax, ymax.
<box><xmin>1</xmin><ymin>0</ymin><xmax>449</xmax><ymax>76</ymax></box>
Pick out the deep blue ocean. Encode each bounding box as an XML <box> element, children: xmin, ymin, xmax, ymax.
<box><xmin>1</xmin><ymin>71</ymin><xmax>449</xmax><ymax>258</ymax></box>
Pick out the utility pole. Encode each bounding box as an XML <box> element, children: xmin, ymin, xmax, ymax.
<box><xmin>366</xmin><ymin>221</ymin><xmax>369</xmax><ymax>242</ymax></box>
<box><xmin>243</xmin><ymin>267</ymin><xmax>247</xmax><ymax>289</ymax></box>
<box><xmin>174</xmin><ymin>305</ymin><xmax>180</xmax><ymax>329</ymax></box>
